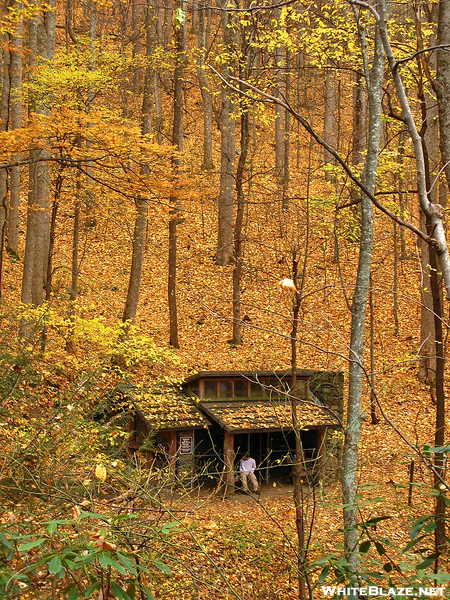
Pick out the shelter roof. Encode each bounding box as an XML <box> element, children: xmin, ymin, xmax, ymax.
<box><xmin>135</xmin><ymin>389</ymin><xmax>209</xmax><ymax>431</ymax></box>
<box><xmin>198</xmin><ymin>397</ymin><xmax>339</xmax><ymax>434</ymax></box>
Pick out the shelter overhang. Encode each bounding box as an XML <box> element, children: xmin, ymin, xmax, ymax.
<box><xmin>198</xmin><ymin>398</ymin><xmax>339</xmax><ymax>434</ymax></box>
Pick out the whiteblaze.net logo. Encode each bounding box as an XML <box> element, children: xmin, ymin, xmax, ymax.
<box><xmin>321</xmin><ymin>587</ymin><xmax>446</xmax><ymax>597</ymax></box>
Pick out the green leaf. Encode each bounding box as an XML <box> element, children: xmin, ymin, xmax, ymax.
<box><xmin>410</xmin><ymin>517</ymin><xmax>429</xmax><ymax>539</ymax></box>
<box><xmin>359</xmin><ymin>541</ymin><xmax>371</xmax><ymax>554</ymax></box>
<box><xmin>110</xmin><ymin>581</ymin><xmax>132</xmax><ymax>600</ymax></box>
<box><xmin>154</xmin><ymin>560</ymin><xmax>171</xmax><ymax>574</ymax></box>
<box><xmin>428</xmin><ymin>573</ymin><xmax>450</xmax><ymax>582</ymax></box>
<box><xmin>375</xmin><ymin>542</ymin><xmax>385</xmax><ymax>555</ymax></box>
<box><xmin>111</xmin><ymin>514</ymin><xmax>138</xmax><ymax>523</ymax></box>
<box><xmin>423</xmin><ymin>522</ymin><xmax>437</xmax><ymax>533</ymax></box>
<box><xmin>365</xmin><ymin>516</ymin><xmax>392</xmax><ymax>525</ymax></box>
<box><xmin>18</xmin><ymin>538</ymin><xmax>47</xmax><ymax>552</ymax></box>
<box><xmin>68</xmin><ymin>587</ymin><xmax>79</xmax><ymax>600</ymax></box>
<box><xmin>98</xmin><ymin>553</ymin><xmax>127</xmax><ymax>575</ymax></box>
<box><xmin>416</xmin><ymin>557</ymin><xmax>435</xmax><ymax>570</ymax></box>
<box><xmin>318</xmin><ymin>565</ymin><xmax>330</xmax><ymax>583</ymax></box>
<box><xmin>48</xmin><ymin>556</ymin><xmax>62</xmax><ymax>574</ymax></box>
<box><xmin>109</xmin><ymin>557</ymin><xmax>127</xmax><ymax>575</ymax></box>
<box><xmin>366</xmin><ymin>572</ymin><xmax>384</xmax><ymax>580</ymax></box>
<box><xmin>139</xmin><ymin>584</ymin><xmax>156</xmax><ymax>600</ymax></box>
<box><xmin>0</xmin><ymin>533</ymin><xmax>12</xmax><ymax>549</ymax></box>
<box><xmin>74</xmin><ymin>552</ymin><xmax>99</xmax><ymax>567</ymax></box>
<box><xmin>161</xmin><ymin>521</ymin><xmax>180</xmax><ymax>534</ymax></box>
<box><xmin>47</xmin><ymin>522</ymin><xmax>58</xmax><ymax>535</ymax></box>
<box><xmin>404</xmin><ymin>534</ymin><xmax>426</xmax><ymax>551</ymax></box>
<box><xmin>125</xmin><ymin>583</ymin><xmax>136</xmax><ymax>599</ymax></box>
<box><xmin>99</xmin><ymin>553</ymin><xmax>111</xmax><ymax>569</ymax></box>
<box><xmin>309</xmin><ymin>555</ymin><xmax>335</xmax><ymax>567</ymax></box>
<box><xmin>84</xmin><ymin>581</ymin><xmax>101</xmax><ymax>598</ymax></box>
<box><xmin>115</xmin><ymin>552</ymin><xmax>137</xmax><ymax>576</ymax></box>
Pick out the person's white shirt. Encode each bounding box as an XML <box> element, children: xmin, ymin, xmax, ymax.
<box><xmin>240</xmin><ymin>457</ymin><xmax>256</xmax><ymax>474</ymax></box>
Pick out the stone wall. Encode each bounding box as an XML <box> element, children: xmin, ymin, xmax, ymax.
<box><xmin>310</xmin><ymin>371</ymin><xmax>344</xmax><ymax>481</ymax></box>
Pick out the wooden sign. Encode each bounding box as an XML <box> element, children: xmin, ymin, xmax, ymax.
<box><xmin>179</xmin><ymin>436</ymin><xmax>193</xmax><ymax>455</ymax></box>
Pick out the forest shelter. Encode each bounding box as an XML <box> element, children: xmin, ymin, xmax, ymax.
<box><xmin>128</xmin><ymin>370</ymin><xmax>343</xmax><ymax>491</ymax></box>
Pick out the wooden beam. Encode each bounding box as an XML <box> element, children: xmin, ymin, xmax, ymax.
<box><xmin>168</xmin><ymin>430</ymin><xmax>177</xmax><ymax>478</ymax></box>
<box><xmin>223</xmin><ymin>430</ymin><xmax>235</xmax><ymax>495</ymax></box>
<box><xmin>145</xmin><ymin>450</ymin><xmax>154</xmax><ymax>469</ymax></box>
<box><xmin>315</xmin><ymin>428</ymin><xmax>327</xmax><ymax>483</ymax></box>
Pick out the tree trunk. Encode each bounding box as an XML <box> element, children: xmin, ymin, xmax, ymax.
<box><xmin>0</xmin><ymin>12</ymin><xmax>10</xmax><ymax>281</ymax></box>
<box><xmin>142</xmin><ymin>0</ymin><xmax>155</xmax><ymax>136</ymax></box>
<box><xmin>436</xmin><ymin>0</ymin><xmax>450</xmax><ymax>190</ymax></box>
<box><xmin>290</xmin><ymin>256</ymin><xmax>307</xmax><ymax>600</ymax></box>
<box><xmin>274</xmin><ymin>17</ymin><xmax>285</xmax><ymax>204</ymax></box>
<box><xmin>323</xmin><ymin>65</ymin><xmax>336</xmax><ymax>181</ymax></box>
<box><xmin>154</xmin><ymin>0</ymin><xmax>164</xmax><ymax>143</ymax></box>
<box><xmin>131</xmin><ymin>0</ymin><xmax>142</xmax><ymax>93</ymax></box>
<box><xmin>342</xmin><ymin>6</ymin><xmax>385</xmax><ymax>581</ymax></box>
<box><xmin>351</xmin><ymin>71</ymin><xmax>366</xmax><ymax>207</ymax></box>
<box><xmin>122</xmin><ymin>198</ymin><xmax>148</xmax><ymax>334</ymax></box>
<box><xmin>7</xmin><ymin>0</ymin><xmax>23</xmax><ymax>255</ymax></box>
<box><xmin>168</xmin><ymin>0</ymin><xmax>186</xmax><ymax>348</ymax></box>
<box><xmin>197</xmin><ymin>0</ymin><xmax>214</xmax><ymax>170</ymax></box>
<box><xmin>216</xmin><ymin>0</ymin><xmax>236</xmax><ymax>266</ymax></box>
<box><xmin>232</xmin><ymin>103</ymin><xmax>249</xmax><ymax>346</ymax></box>
<box><xmin>22</xmin><ymin>0</ymin><xmax>54</xmax><ymax>308</ymax></box>
<box><xmin>378</xmin><ymin>0</ymin><xmax>450</xmax><ymax>298</ymax></box>
<box><xmin>84</xmin><ymin>0</ymin><xmax>97</xmax><ymax>229</ymax></box>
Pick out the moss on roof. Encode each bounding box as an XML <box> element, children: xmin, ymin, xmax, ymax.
<box><xmin>199</xmin><ymin>398</ymin><xmax>339</xmax><ymax>433</ymax></box>
<box><xmin>135</xmin><ymin>389</ymin><xmax>209</xmax><ymax>431</ymax></box>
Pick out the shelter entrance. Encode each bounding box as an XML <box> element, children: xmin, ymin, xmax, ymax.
<box><xmin>233</xmin><ymin>429</ymin><xmax>319</xmax><ymax>484</ymax></box>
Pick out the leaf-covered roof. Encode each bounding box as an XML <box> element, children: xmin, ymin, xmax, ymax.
<box><xmin>199</xmin><ymin>397</ymin><xmax>339</xmax><ymax>433</ymax></box>
<box><xmin>135</xmin><ymin>390</ymin><xmax>209</xmax><ymax>431</ymax></box>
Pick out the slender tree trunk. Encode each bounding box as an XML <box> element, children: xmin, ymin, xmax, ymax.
<box><xmin>65</xmin><ymin>194</ymin><xmax>80</xmax><ymax>354</ymax></box>
<box><xmin>342</xmin><ymin>5</ymin><xmax>385</xmax><ymax>581</ymax></box>
<box><xmin>154</xmin><ymin>0</ymin><xmax>164</xmax><ymax>143</ymax></box>
<box><xmin>0</xmin><ymin>13</ymin><xmax>10</xmax><ymax>279</ymax></box>
<box><xmin>197</xmin><ymin>0</ymin><xmax>214</xmax><ymax>170</ymax></box>
<box><xmin>142</xmin><ymin>0</ymin><xmax>155</xmax><ymax>136</ymax></box>
<box><xmin>168</xmin><ymin>0</ymin><xmax>186</xmax><ymax>347</ymax></box>
<box><xmin>216</xmin><ymin>0</ymin><xmax>236</xmax><ymax>266</ymax></box>
<box><xmin>232</xmin><ymin>103</ymin><xmax>249</xmax><ymax>345</ymax></box>
<box><xmin>323</xmin><ymin>65</ymin><xmax>336</xmax><ymax>181</ymax></box>
<box><xmin>85</xmin><ymin>0</ymin><xmax>97</xmax><ymax>229</ymax></box>
<box><xmin>290</xmin><ymin>255</ymin><xmax>306</xmax><ymax>600</ymax></box>
<box><xmin>131</xmin><ymin>0</ymin><xmax>142</xmax><ymax>92</ymax></box>
<box><xmin>351</xmin><ymin>71</ymin><xmax>366</xmax><ymax>206</ymax></box>
<box><xmin>22</xmin><ymin>0</ymin><xmax>54</xmax><ymax>308</ymax></box>
<box><xmin>283</xmin><ymin>50</ymin><xmax>290</xmax><ymax>210</ymax></box>
<box><xmin>191</xmin><ymin>0</ymin><xmax>198</xmax><ymax>34</ymax></box>
<box><xmin>7</xmin><ymin>0</ymin><xmax>23</xmax><ymax>255</ymax></box>
<box><xmin>436</xmin><ymin>0</ymin><xmax>450</xmax><ymax>190</ymax></box>
<box><xmin>369</xmin><ymin>275</ymin><xmax>379</xmax><ymax>425</ymax></box>
<box><xmin>122</xmin><ymin>198</ymin><xmax>148</xmax><ymax>333</ymax></box>
<box><xmin>378</xmin><ymin>0</ymin><xmax>450</xmax><ymax>297</ymax></box>
<box><xmin>274</xmin><ymin>15</ymin><xmax>285</xmax><ymax>202</ymax></box>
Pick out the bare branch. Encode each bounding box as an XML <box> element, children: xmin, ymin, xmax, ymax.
<box><xmin>209</xmin><ymin>65</ymin><xmax>430</xmax><ymax>244</ymax></box>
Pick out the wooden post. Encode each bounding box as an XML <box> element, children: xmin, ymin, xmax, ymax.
<box><xmin>145</xmin><ymin>450</ymin><xmax>154</xmax><ymax>469</ymax></box>
<box><xmin>315</xmin><ymin>428</ymin><xmax>327</xmax><ymax>483</ymax></box>
<box><xmin>223</xmin><ymin>430</ymin><xmax>235</xmax><ymax>495</ymax></box>
<box><xmin>126</xmin><ymin>416</ymin><xmax>136</xmax><ymax>457</ymax></box>
<box><xmin>168</xmin><ymin>430</ymin><xmax>177</xmax><ymax>479</ymax></box>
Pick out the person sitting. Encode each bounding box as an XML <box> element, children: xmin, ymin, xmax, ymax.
<box><xmin>239</xmin><ymin>455</ymin><xmax>259</xmax><ymax>493</ymax></box>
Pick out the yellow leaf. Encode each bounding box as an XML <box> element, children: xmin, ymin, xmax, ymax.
<box><xmin>95</xmin><ymin>464</ymin><xmax>107</xmax><ymax>482</ymax></box>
